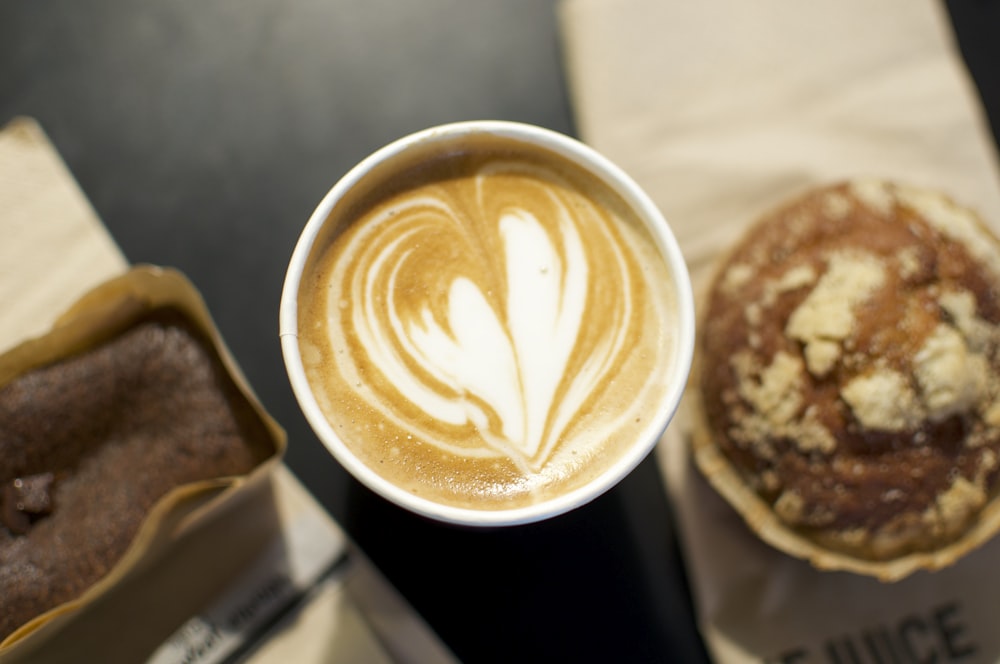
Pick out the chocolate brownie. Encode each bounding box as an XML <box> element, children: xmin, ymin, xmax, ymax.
<box><xmin>0</xmin><ymin>309</ymin><xmax>274</xmax><ymax>640</ymax></box>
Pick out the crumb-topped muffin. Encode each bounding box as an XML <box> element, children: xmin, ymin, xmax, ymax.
<box><xmin>692</xmin><ymin>180</ymin><xmax>1000</xmax><ymax>574</ymax></box>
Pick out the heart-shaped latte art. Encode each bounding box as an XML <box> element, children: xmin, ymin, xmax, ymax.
<box><xmin>327</xmin><ymin>161</ymin><xmax>638</xmax><ymax>474</ymax></box>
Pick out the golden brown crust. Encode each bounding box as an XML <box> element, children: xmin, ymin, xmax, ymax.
<box><xmin>694</xmin><ymin>180</ymin><xmax>1000</xmax><ymax>570</ymax></box>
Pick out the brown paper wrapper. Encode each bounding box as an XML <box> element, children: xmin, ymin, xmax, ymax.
<box><xmin>0</xmin><ymin>265</ymin><xmax>286</xmax><ymax>659</ymax></box>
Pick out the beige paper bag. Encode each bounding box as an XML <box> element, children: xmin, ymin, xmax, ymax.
<box><xmin>0</xmin><ymin>117</ymin><xmax>127</xmax><ymax>348</ymax></box>
<box><xmin>559</xmin><ymin>0</ymin><xmax>1000</xmax><ymax>660</ymax></box>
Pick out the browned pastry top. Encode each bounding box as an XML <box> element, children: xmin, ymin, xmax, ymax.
<box><xmin>0</xmin><ymin>310</ymin><xmax>274</xmax><ymax>640</ymax></box>
<box><xmin>698</xmin><ymin>180</ymin><xmax>1000</xmax><ymax>561</ymax></box>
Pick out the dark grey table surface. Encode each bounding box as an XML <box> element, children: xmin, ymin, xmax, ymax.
<box><xmin>2</xmin><ymin>2</ymin><xmax>997</xmax><ymax>662</ymax></box>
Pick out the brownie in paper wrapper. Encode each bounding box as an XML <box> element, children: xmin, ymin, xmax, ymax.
<box><xmin>0</xmin><ymin>266</ymin><xmax>284</xmax><ymax>652</ymax></box>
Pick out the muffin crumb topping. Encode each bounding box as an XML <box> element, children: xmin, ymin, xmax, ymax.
<box><xmin>785</xmin><ymin>251</ymin><xmax>885</xmax><ymax>378</ymax></box>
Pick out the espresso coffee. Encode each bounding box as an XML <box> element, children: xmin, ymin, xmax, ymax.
<box><xmin>295</xmin><ymin>132</ymin><xmax>681</xmax><ymax>511</ymax></box>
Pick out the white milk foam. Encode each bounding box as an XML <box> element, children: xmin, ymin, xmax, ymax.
<box><xmin>300</xmin><ymin>148</ymin><xmax>676</xmax><ymax>508</ymax></box>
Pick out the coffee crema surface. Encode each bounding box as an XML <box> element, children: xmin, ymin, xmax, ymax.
<box><xmin>297</xmin><ymin>138</ymin><xmax>678</xmax><ymax>510</ymax></box>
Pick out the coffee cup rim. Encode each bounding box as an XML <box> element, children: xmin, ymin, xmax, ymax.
<box><xmin>280</xmin><ymin>120</ymin><xmax>694</xmax><ymax>526</ymax></box>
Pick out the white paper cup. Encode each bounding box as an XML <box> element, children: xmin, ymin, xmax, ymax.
<box><xmin>280</xmin><ymin>120</ymin><xmax>694</xmax><ymax>526</ymax></box>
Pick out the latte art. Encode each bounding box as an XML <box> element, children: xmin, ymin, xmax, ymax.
<box><xmin>337</xmin><ymin>163</ymin><xmax>634</xmax><ymax>472</ymax></box>
<box><xmin>298</xmin><ymin>145</ymin><xmax>678</xmax><ymax>509</ymax></box>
